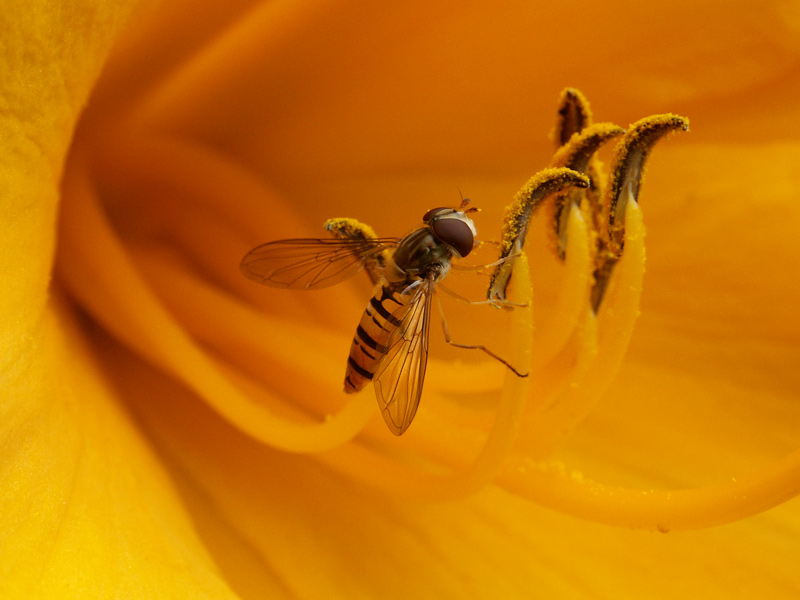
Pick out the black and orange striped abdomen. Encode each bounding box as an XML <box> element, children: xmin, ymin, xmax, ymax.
<box><xmin>344</xmin><ymin>285</ymin><xmax>407</xmax><ymax>393</ymax></box>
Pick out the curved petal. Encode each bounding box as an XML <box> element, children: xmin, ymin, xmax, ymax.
<box><xmin>2</xmin><ymin>301</ymin><xmax>244</xmax><ymax>598</ymax></box>
<box><xmin>1</xmin><ymin>0</ymin><xmax>249</xmax><ymax>596</ymax></box>
<box><xmin>0</xmin><ymin>0</ymin><xmax>140</xmax><ymax>372</ymax></box>
<box><xmin>122</xmin><ymin>1</ymin><xmax>800</xmax><ymax>178</ymax></box>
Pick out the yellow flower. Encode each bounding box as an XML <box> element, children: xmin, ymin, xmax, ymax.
<box><xmin>3</xmin><ymin>1</ymin><xmax>800</xmax><ymax>598</ymax></box>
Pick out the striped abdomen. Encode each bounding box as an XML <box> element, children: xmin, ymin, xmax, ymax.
<box><xmin>344</xmin><ymin>284</ymin><xmax>409</xmax><ymax>393</ymax></box>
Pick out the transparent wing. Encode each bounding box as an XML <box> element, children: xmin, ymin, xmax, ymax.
<box><xmin>240</xmin><ymin>237</ymin><xmax>399</xmax><ymax>290</ymax></box>
<box><xmin>373</xmin><ymin>279</ymin><xmax>434</xmax><ymax>435</ymax></box>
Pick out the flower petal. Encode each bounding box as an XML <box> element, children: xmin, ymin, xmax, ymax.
<box><xmin>27</xmin><ymin>0</ymin><xmax>800</xmax><ymax>596</ymax></box>
<box><xmin>0</xmin><ymin>0</ymin><xmax>140</xmax><ymax>374</ymax></box>
<box><xmin>117</xmin><ymin>323</ymin><xmax>800</xmax><ymax>598</ymax></box>
<box><xmin>0</xmin><ymin>0</ymin><xmax>249</xmax><ymax>596</ymax></box>
<box><xmin>2</xmin><ymin>300</ymin><xmax>245</xmax><ymax>598</ymax></box>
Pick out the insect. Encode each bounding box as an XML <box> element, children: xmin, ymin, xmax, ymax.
<box><xmin>240</xmin><ymin>199</ymin><xmax>525</xmax><ymax>435</ymax></box>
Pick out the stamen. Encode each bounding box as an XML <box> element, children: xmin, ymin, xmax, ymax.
<box><xmin>592</xmin><ymin>113</ymin><xmax>689</xmax><ymax>310</ymax></box>
<box><xmin>548</xmin><ymin>122</ymin><xmax>625</xmax><ymax>260</ymax></box>
<box><xmin>551</xmin><ymin>122</ymin><xmax>627</xmax><ymax>172</ymax></box>
<box><xmin>528</xmin><ymin>205</ymin><xmax>593</xmax><ymax>371</ymax></box>
<box><xmin>499</xmin><ymin>442</ymin><xmax>800</xmax><ymax>532</ymax></box>
<box><xmin>524</xmin><ymin>199</ymin><xmax>645</xmax><ymax>456</ymax></box>
<box><xmin>488</xmin><ymin>167</ymin><xmax>590</xmax><ymax>303</ymax></box>
<box><xmin>552</xmin><ymin>87</ymin><xmax>594</xmax><ymax>146</ymax></box>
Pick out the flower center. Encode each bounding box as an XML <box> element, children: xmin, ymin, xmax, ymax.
<box><xmin>61</xmin><ymin>75</ymin><xmax>799</xmax><ymax>531</ymax></box>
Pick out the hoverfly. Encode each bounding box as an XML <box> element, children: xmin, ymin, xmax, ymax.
<box><xmin>240</xmin><ymin>199</ymin><xmax>525</xmax><ymax>435</ymax></box>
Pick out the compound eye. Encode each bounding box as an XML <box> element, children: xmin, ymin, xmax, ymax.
<box><xmin>422</xmin><ymin>207</ymin><xmax>451</xmax><ymax>222</ymax></box>
<box><xmin>431</xmin><ymin>217</ymin><xmax>474</xmax><ymax>257</ymax></box>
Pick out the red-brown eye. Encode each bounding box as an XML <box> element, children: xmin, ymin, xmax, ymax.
<box><xmin>422</xmin><ymin>207</ymin><xmax>451</xmax><ymax>222</ymax></box>
<box><xmin>430</xmin><ymin>217</ymin><xmax>474</xmax><ymax>257</ymax></box>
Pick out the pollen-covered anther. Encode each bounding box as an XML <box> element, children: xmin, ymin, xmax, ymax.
<box><xmin>551</xmin><ymin>87</ymin><xmax>595</xmax><ymax>146</ymax></box>
<box><xmin>548</xmin><ymin>122</ymin><xmax>625</xmax><ymax>260</ymax></box>
<box><xmin>590</xmin><ymin>114</ymin><xmax>690</xmax><ymax>311</ymax></box>
<box><xmin>488</xmin><ymin>167</ymin><xmax>590</xmax><ymax>303</ymax></box>
<box><xmin>551</xmin><ymin>123</ymin><xmax>626</xmax><ymax>172</ymax></box>
<box><xmin>602</xmin><ymin>114</ymin><xmax>690</xmax><ymax>255</ymax></box>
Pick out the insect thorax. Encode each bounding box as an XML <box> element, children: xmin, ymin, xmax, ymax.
<box><xmin>385</xmin><ymin>228</ymin><xmax>454</xmax><ymax>285</ymax></box>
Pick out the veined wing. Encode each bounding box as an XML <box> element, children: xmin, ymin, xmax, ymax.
<box><xmin>373</xmin><ymin>279</ymin><xmax>434</xmax><ymax>435</ymax></box>
<box><xmin>240</xmin><ymin>237</ymin><xmax>399</xmax><ymax>290</ymax></box>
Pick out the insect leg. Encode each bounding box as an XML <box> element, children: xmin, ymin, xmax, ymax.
<box><xmin>437</xmin><ymin>282</ymin><xmax>527</xmax><ymax>310</ymax></box>
<box><xmin>436</xmin><ymin>296</ymin><xmax>529</xmax><ymax>377</ymax></box>
<box><xmin>450</xmin><ymin>252</ymin><xmax>522</xmax><ymax>272</ymax></box>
